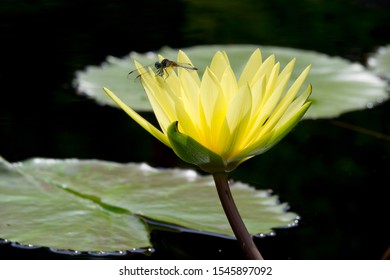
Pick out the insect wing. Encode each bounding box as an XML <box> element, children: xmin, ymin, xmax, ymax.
<box><xmin>175</xmin><ymin>62</ymin><xmax>198</xmax><ymax>71</ymax></box>
<box><xmin>127</xmin><ymin>63</ymin><xmax>157</xmax><ymax>82</ymax></box>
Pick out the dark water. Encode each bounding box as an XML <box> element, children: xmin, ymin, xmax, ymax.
<box><xmin>1</xmin><ymin>0</ymin><xmax>390</xmax><ymax>259</ymax></box>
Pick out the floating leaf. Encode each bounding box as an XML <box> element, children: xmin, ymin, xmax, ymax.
<box><xmin>368</xmin><ymin>45</ymin><xmax>390</xmax><ymax>80</ymax></box>
<box><xmin>0</xmin><ymin>157</ymin><xmax>297</xmax><ymax>252</ymax></box>
<box><xmin>0</xmin><ymin>157</ymin><xmax>150</xmax><ymax>252</ymax></box>
<box><xmin>75</xmin><ymin>44</ymin><xmax>388</xmax><ymax>119</ymax></box>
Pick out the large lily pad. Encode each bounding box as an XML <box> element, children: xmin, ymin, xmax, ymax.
<box><xmin>75</xmin><ymin>44</ymin><xmax>388</xmax><ymax>119</ymax></box>
<box><xmin>0</xmin><ymin>158</ymin><xmax>150</xmax><ymax>252</ymax></box>
<box><xmin>0</xmin><ymin>157</ymin><xmax>297</xmax><ymax>252</ymax></box>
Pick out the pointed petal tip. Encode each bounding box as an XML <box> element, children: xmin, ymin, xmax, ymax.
<box><xmin>308</xmin><ymin>83</ymin><xmax>313</xmax><ymax>93</ymax></box>
<box><xmin>177</xmin><ymin>50</ymin><xmax>192</xmax><ymax>64</ymax></box>
<box><xmin>103</xmin><ymin>87</ymin><xmax>114</xmax><ymax>96</ymax></box>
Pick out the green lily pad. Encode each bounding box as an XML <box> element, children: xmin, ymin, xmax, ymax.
<box><xmin>0</xmin><ymin>157</ymin><xmax>150</xmax><ymax>252</ymax></box>
<box><xmin>368</xmin><ymin>45</ymin><xmax>390</xmax><ymax>80</ymax></box>
<box><xmin>0</xmin><ymin>157</ymin><xmax>297</xmax><ymax>252</ymax></box>
<box><xmin>74</xmin><ymin>44</ymin><xmax>388</xmax><ymax>119</ymax></box>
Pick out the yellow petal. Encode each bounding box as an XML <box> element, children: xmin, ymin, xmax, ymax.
<box><xmin>200</xmin><ymin>69</ymin><xmax>227</xmax><ymax>151</ymax></box>
<box><xmin>222</xmin><ymin>83</ymin><xmax>252</xmax><ymax>157</ymax></box>
<box><xmin>250</xmin><ymin>54</ymin><xmax>275</xmax><ymax>88</ymax></box>
<box><xmin>174</xmin><ymin>99</ymin><xmax>203</xmax><ymax>141</ymax></box>
<box><xmin>177</xmin><ymin>50</ymin><xmax>201</xmax><ymax>85</ymax></box>
<box><xmin>134</xmin><ymin>61</ymin><xmax>175</xmax><ymax>133</ymax></box>
<box><xmin>261</xmin><ymin>62</ymin><xmax>281</xmax><ymax>107</ymax></box>
<box><xmin>199</xmin><ymin>68</ymin><xmax>224</xmax><ymax>129</ymax></box>
<box><xmin>261</xmin><ymin>64</ymin><xmax>309</xmax><ymax>131</ymax></box>
<box><xmin>220</xmin><ymin>65</ymin><xmax>238</xmax><ymax>105</ymax></box>
<box><xmin>209</xmin><ymin>51</ymin><xmax>230</xmax><ymax>81</ymax></box>
<box><xmin>179</xmin><ymin>70</ymin><xmax>201</xmax><ymax>129</ymax></box>
<box><xmin>248</xmin><ymin>66</ymin><xmax>310</xmax><ymax>145</ymax></box>
<box><xmin>180</xmin><ymin>65</ymin><xmax>201</xmax><ymax>104</ymax></box>
<box><xmin>229</xmin><ymin>129</ymin><xmax>273</xmax><ymax>161</ymax></box>
<box><xmin>277</xmin><ymin>84</ymin><xmax>312</xmax><ymax>126</ymax></box>
<box><xmin>255</xmin><ymin>74</ymin><xmax>296</xmax><ymax>135</ymax></box>
<box><xmin>238</xmin><ymin>48</ymin><xmax>262</xmax><ymax>86</ymax></box>
<box><xmin>249</xmin><ymin>75</ymin><xmax>266</xmax><ymax>120</ymax></box>
<box><xmin>242</xmin><ymin>59</ymin><xmax>303</xmax><ymax>147</ymax></box>
<box><xmin>277</xmin><ymin>58</ymin><xmax>295</xmax><ymax>84</ymax></box>
<box><xmin>283</xmin><ymin>65</ymin><xmax>311</xmax><ymax>103</ymax></box>
<box><xmin>243</xmin><ymin>74</ymin><xmax>289</xmax><ymax>145</ymax></box>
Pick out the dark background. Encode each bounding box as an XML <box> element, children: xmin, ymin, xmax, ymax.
<box><xmin>1</xmin><ymin>0</ymin><xmax>390</xmax><ymax>259</ymax></box>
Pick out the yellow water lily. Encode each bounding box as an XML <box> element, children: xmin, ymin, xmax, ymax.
<box><xmin>104</xmin><ymin>49</ymin><xmax>312</xmax><ymax>173</ymax></box>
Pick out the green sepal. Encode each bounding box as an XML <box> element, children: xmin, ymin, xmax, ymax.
<box><xmin>167</xmin><ymin>122</ymin><xmax>227</xmax><ymax>173</ymax></box>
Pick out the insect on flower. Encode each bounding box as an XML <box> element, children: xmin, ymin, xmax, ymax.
<box><xmin>128</xmin><ymin>58</ymin><xmax>198</xmax><ymax>81</ymax></box>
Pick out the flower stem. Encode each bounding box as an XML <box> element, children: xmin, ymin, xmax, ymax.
<box><xmin>212</xmin><ymin>172</ymin><xmax>264</xmax><ymax>260</ymax></box>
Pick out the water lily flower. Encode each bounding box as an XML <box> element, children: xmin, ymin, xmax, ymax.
<box><xmin>104</xmin><ymin>49</ymin><xmax>311</xmax><ymax>173</ymax></box>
